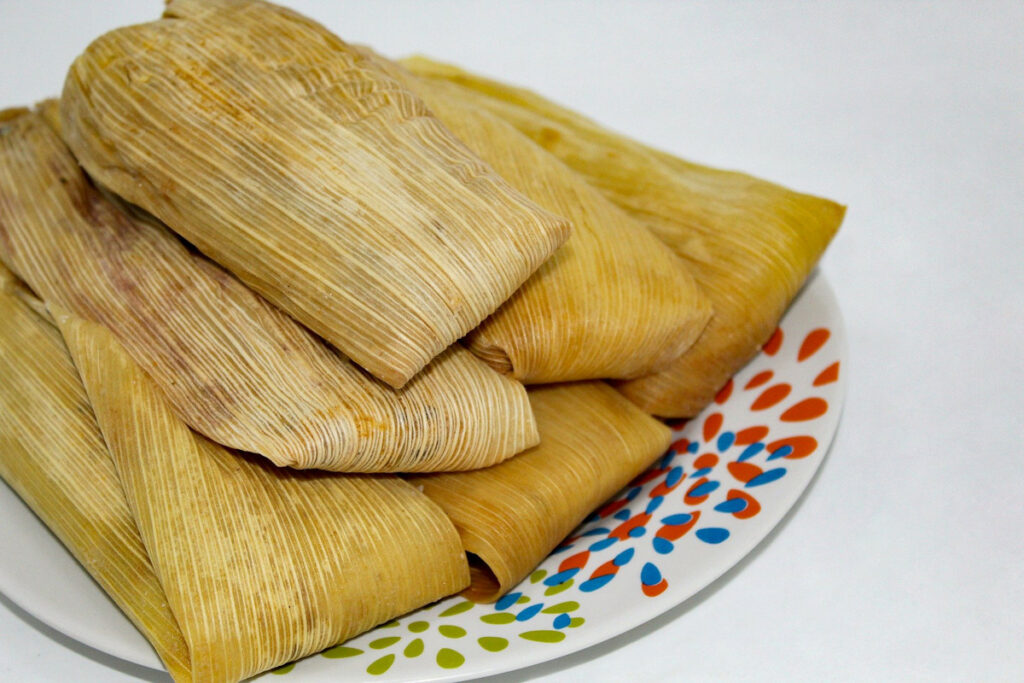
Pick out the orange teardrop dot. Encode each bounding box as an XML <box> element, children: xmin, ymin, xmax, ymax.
<box><xmin>693</xmin><ymin>453</ymin><xmax>719</xmax><ymax>470</ymax></box>
<box><xmin>766</xmin><ymin>435</ymin><xmax>818</xmax><ymax>459</ymax></box>
<box><xmin>762</xmin><ymin>328</ymin><xmax>784</xmax><ymax>355</ymax></box>
<box><xmin>670</xmin><ymin>438</ymin><xmax>691</xmax><ymax>453</ymax></box>
<box><xmin>780</xmin><ymin>398</ymin><xmax>828</xmax><ymax>422</ymax></box>
<box><xmin>798</xmin><ymin>328</ymin><xmax>831</xmax><ymax>361</ymax></box>
<box><xmin>703</xmin><ymin>412</ymin><xmax>723</xmax><ymax>441</ymax></box>
<box><xmin>727</xmin><ymin>461</ymin><xmax>763</xmax><ymax>483</ymax></box>
<box><xmin>745</xmin><ymin>370</ymin><xmax>774</xmax><ymax>390</ymax></box>
<box><xmin>714</xmin><ymin>379</ymin><xmax>733</xmax><ymax>404</ymax></box>
<box><xmin>727</xmin><ymin>490</ymin><xmax>762</xmax><ymax>519</ymax></box>
<box><xmin>813</xmin><ymin>361</ymin><xmax>840</xmax><ymax>386</ymax></box>
<box><xmin>734</xmin><ymin>426</ymin><xmax>770</xmax><ymax>445</ymax></box>
<box><xmin>751</xmin><ymin>384</ymin><xmax>792</xmax><ymax>411</ymax></box>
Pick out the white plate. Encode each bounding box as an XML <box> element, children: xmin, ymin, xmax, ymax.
<box><xmin>0</xmin><ymin>272</ymin><xmax>846</xmax><ymax>682</ymax></box>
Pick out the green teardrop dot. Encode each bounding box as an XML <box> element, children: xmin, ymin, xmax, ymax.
<box><xmin>269</xmin><ymin>662</ymin><xmax>295</xmax><ymax>674</ymax></box>
<box><xmin>438</xmin><ymin>624</ymin><xmax>467</xmax><ymax>639</ymax></box>
<box><xmin>480</xmin><ymin>612</ymin><xmax>516</xmax><ymax>625</ymax></box>
<box><xmin>439</xmin><ymin>600</ymin><xmax>474</xmax><ymax>617</ymax></box>
<box><xmin>379</xmin><ymin>620</ymin><xmax>400</xmax><ymax>629</ymax></box>
<box><xmin>408</xmin><ymin>620</ymin><xmax>429</xmax><ymax>633</ymax></box>
<box><xmin>321</xmin><ymin>645</ymin><xmax>363</xmax><ymax>659</ymax></box>
<box><xmin>516</xmin><ymin>595</ymin><xmax>530</xmax><ymax>605</ymax></box>
<box><xmin>569</xmin><ymin>617</ymin><xmax>585</xmax><ymax>628</ymax></box>
<box><xmin>369</xmin><ymin>636</ymin><xmax>401</xmax><ymax>650</ymax></box>
<box><xmin>436</xmin><ymin>647</ymin><xmax>466</xmax><ymax>669</ymax></box>
<box><xmin>366</xmin><ymin>654</ymin><xmax>395</xmax><ymax>675</ymax></box>
<box><xmin>541</xmin><ymin>601</ymin><xmax>579</xmax><ymax>614</ymax></box>
<box><xmin>530</xmin><ymin>569</ymin><xmax>547</xmax><ymax>583</ymax></box>
<box><xmin>403</xmin><ymin>638</ymin><xmax>424</xmax><ymax>658</ymax></box>
<box><xmin>519</xmin><ymin>630</ymin><xmax>566</xmax><ymax>643</ymax></box>
<box><xmin>544</xmin><ymin>579</ymin><xmax>574</xmax><ymax>596</ymax></box>
<box><xmin>478</xmin><ymin>636</ymin><xmax>509</xmax><ymax>652</ymax></box>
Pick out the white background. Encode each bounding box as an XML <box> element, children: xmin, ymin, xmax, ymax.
<box><xmin>1</xmin><ymin>1</ymin><xmax>1022</xmax><ymax>681</ymax></box>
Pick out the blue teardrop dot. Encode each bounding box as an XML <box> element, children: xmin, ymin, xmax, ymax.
<box><xmin>652</xmin><ymin>537</ymin><xmax>674</xmax><ymax>554</ymax></box>
<box><xmin>739</xmin><ymin>443</ymin><xmax>765</xmax><ymax>462</ymax></box>
<box><xmin>543</xmin><ymin>569</ymin><xmax>579</xmax><ymax>586</ymax></box>
<box><xmin>516</xmin><ymin>604</ymin><xmax>543</xmax><ymax>621</ymax></box>
<box><xmin>666</xmin><ymin>466</ymin><xmax>684</xmax><ymax>487</ymax></box>
<box><xmin>717</xmin><ymin>432</ymin><xmax>735</xmax><ymax>451</ymax></box>
<box><xmin>689</xmin><ymin>480</ymin><xmax>720</xmax><ymax>498</ymax></box>
<box><xmin>580</xmin><ymin>575</ymin><xmax>616</xmax><ymax>592</ymax></box>
<box><xmin>641</xmin><ymin>562</ymin><xmax>663</xmax><ymax>586</ymax></box>
<box><xmin>746</xmin><ymin>468</ymin><xmax>787</xmax><ymax>487</ymax></box>
<box><xmin>613</xmin><ymin>548</ymin><xmax>635</xmax><ymax>566</ymax></box>
<box><xmin>695</xmin><ymin>527</ymin><xmax>730</xmax><ymax>544</ymax></box>
<box><xmin>714</xmin><ymin>498</ymin><xmax>747</xmax><ymax>513</ymax></box>
<box><xmin>660</xmin><ymin>513</ymin><xmax>692</xmax><ymax>526</ymax></box>
<box><xmin>496</xmin><ymin>592</ymin><xmax>521</xmax><ymax>610</ymax></box>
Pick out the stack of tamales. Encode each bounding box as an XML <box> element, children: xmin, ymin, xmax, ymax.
<box><xmin>0</xmin><ymin>1</ymin><xmax>844</xmax><ymax>680</ymax></box>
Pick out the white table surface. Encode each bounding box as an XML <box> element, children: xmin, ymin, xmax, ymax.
<box><xmin>1</xmin><ymin>1</ymin><xmax>1022</xmax><ymax>681</ymax></box>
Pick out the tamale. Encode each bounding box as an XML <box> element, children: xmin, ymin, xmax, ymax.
<box><xmin>0</xmin><ymin>106</ymin><xmax>538</xmax><ymax>472</ymax></box>
<box><xmin>403</xmin><ymin>58</ymin><xmax>845</xmax><ymax>416</ymax></box>
<box><xmin>0</xmin><ymin>264</ymin><xmax>192</xmax><ymax>681</ymax></box>
<box><xmin>409</xmin><ymin>382</ymin><xmax>671</xmax><ymax>602</ymax></box>
<box><xmin>52</xmin><ymin>308</ymin><xmax>470</xmax><ymax>682</ymax></box>
<box><xmin>356</xmin><ymin>51</ymin><xmax>711</xmax><ymax>384</ymax></box>
<box><xmin>59</xmin><ymin>0</ymin><xmax>570</xmax><ymax>388</ymax></box>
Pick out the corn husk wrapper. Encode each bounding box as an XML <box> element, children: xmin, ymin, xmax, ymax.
<box><xmin>0</xmin><ymin>106</ymin><xmax>538</xmax><ymax>472</ymax></box>
<box><xmin>59</xmin><ymin>0</ymin><xmax>570</xmax><ymax>388</ymax></box>
<box><xmin>0</xmin><ymin>264</ymin><xmax>192</xmax><ymax>681</ymax></box>
<box><xmin>49</xmin><ymin>307</ymin><xmax>469</xmax><ymax>682</ymax></box>
<box><xmin>358</xmin><ymin>52</ymin><xmax>710</xmax><ymax>383</ymax></box>
<box><xmin>403</xmin><ymin>58</ymin><xmax>845</xmax><ymax>416</ymax></box>
<box><xmin>409</xmin><ymin>382</ymin><xmax>671</xmax><ymax>602</ymax></box>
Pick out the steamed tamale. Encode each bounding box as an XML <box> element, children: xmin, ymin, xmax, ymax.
<box><xmin>0</xmin><ymin>106</ymin><xmax>538</xmax><ymax>472</ymax></box>
<box><xmin>409</xmin><ymin>382</ymin><xmax>671</xmax><ymax>602</ymax></box>
<box><xmin>59</xmin><ymin>0</ymin><xmax>570</xmax><ymax>388</ymax></box>
<box><xmin>356</xmin><ymin>51</ymin><xmax>710</xmax><ymax>383</ymax></box>
<box><xmin>47</xmin><ymin>306</ymin><xmax>470</xmax><ymax>682</ymax></box>
<box><xmin>0</xmin><ymin>264</ymin><xmax>192</xmax><ymax>681</ymax></box>
<box><xmin>403</xmin><ymin>58</ymin><xmax>845</xmax><ymax>416</ymax></box>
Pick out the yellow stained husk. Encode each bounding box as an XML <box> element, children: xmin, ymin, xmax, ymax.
<box><xmin>56</xmin><ymin>305</ymin><xmax>469</xmax><ymax>682</ymax></box>
<box><xmin>359</xmin><ymin>51</ymin><xmax>711</xmax><ymax>383</ymax></box>
<box><xmin>1</xmin><ymin>262</ymin><xmax>472</xmax><ymax>681</ymax></box>
<box><xmin>0</xmin><ymin>106</ymin><xmax>538</xmax><ymax>472</ymax></box>
<box><xmin>409</xmin><ymin>382</ymin><xmax>671</xmax><ymax>601</ymax></box>
<box><xmin>0</xmin><ymin>264</ymin><xmax>192</xmax><ymax>681</ymax></box>
<box><xmin>59</xmin><ymin>0</ymin><xmax>570</xmax><ymax>388</ymax></box>
<box><xmin>403</xmin><ymin>57</ymin><xmax>845</xmax><ymax>416</ymax></box>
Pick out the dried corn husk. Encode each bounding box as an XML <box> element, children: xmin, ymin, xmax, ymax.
<box><xmin>59</xmin><ymin>0</ymin><xmax>570</xmax><ymax>388</ymax></box>
<box><xmin>409</xmin><ymin>382</ymin><xmax>671</xmax><ymax>601</ymax></box>
<box><xmin>357</xmin><ymin>51</ymin><xmax>710</xmax><ymax>383</ymax></box>
<box><xmin>403</xmin><ymin>58</ymin><xmax>845</xmax><ymax>416</ymax></box>
<box><xmin>0</xmin><ymin>106</ymin><xmax>538</xmax><ymax>472</ymax></box>
<box><xmin>53</xmin><ymin>308</ymin><xmax>469</xmax><ymax>682</ymax></box>
<box><xmin>0</xmin><ymin>264</ymin><xmax>192</xmax><ymax>681</ymax></box>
